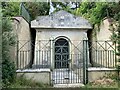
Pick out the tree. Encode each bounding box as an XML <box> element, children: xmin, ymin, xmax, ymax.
<box><xmin>24</xmin><ymin>2</ymin><xmax>50</xmax><ymax>20</ymax></box>
<box><xmin>76</xmin><ymin>2</ymin><xmax>110</xmax><ymax>25</ymax></box>
<box><xmin>2</xmin><ymin>2</ymin><xmax>20</xmax><ymax>17</ymax></box>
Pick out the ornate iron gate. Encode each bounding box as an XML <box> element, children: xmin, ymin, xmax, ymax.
<box><xmin>52</xmin><ymin>39</ymin><xmax>88</xmax><ymax>85</ymax></box>
<box><xmin>54</xmin><ymin>38</ymin><xmax>69</xmax><ymax>68</ymax></box>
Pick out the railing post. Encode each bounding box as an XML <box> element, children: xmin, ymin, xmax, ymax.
<box><xmin>83</xmin><ymin>40</ymin><xmax>86</xmax><ymax>84</ymax></box>
<box><xmin>115</xmin><ymin>41</ymin><xmax>117</xmax><ymax>67</ymax></box>
<box><xmin>86</xmin><ymin>40</ymin><xmax>88</xmax><ymax>84</ymax></box>
<box><xmin>83</xmin><ymin>40</ymin><xmax>88</xmax><ymax>84</ymax></box>
<box><xmin>16</xmin><ymin>40</ymin><xmax>19</xmax><ymax>70</ymax></box>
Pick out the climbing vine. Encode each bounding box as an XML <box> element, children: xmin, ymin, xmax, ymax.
<box><xmin>75</xmin><ymin>1</ymin><xmax>120</xmax><ymax>79</ymax></box>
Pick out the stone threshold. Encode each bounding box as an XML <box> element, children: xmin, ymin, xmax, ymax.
<box><xmin>53</xmin><ymin>83</ymin><xmax>84</xmax><ymax>88</ymax></box>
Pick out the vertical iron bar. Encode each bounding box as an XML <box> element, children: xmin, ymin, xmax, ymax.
<box><xmin>47</xmin><ymin>50</ymin><xmax>48</xmax><ymax>67</ymax></box>
<box><xmin>86</xmin><ymin>40</ymin><xmax>88</xmax><ymax>84</ymax></box>
<box><xmin>23</xmin><ymin>51</ymin><xmax>24</xmax><ymax>69</ymax></box>
<box><xmin>71</xmin><ymin>54</ymin><xmax>72</xmax><ymax>84</ymax></box>
<box><xmin>95</xmin><ymin>41</ymin><xmax>97</xmax><ymax>67</ymax></box>
<box><xmin>103</xmin><ymin>50</ymin><xmax>105</xmax><ymax>66</ymax></box>
<box><xmin>105</xmin><ymin>41</ymin><xmax>107</xmax><ymax>67</ymax></box>
<box><xmin>110</xmin><ymin>50</ymin><xmax>112</xmax><ymax>67</ymax></box>
<box><xmin>108</xmin><ymin>50</ymin><xmax>109</xmax><ymax>67</ymax></box>
<box><xmin>24</xmin><ymin>51</ymin><xmax>26</xmax><ymax>69</ymax></box>
<box><xmin>20</xmin><ymin>51</ymin><xmax>21</xmax><ymax>69</ymax></box>
<box><xmin>77</xmin><ymin>54</ymin><xmax>79</xmax><ymax>83</ymax></box>
<box><xmin>26</xmin><ymin>51</ymin><xmax>28</xmax><ymax>68</ymax></box>
<box><xmin>43</xmin><ymin>50</ymin><xmax>45</xmax><ymax>68</ymax></box>
<box><xmin>42</xmin><ymin>51</ymin><xmax>43</xmax><ymax>68</ymax></box>
<box><xmin>25</xmin><ymin>51</ymin><xmax>27</xmax><ymax>69</ymax></box>
<box><xmin>80</xmin><ymin>54</ymin><xmax>82</xmax><ymax>82</ymax></box>
<box><xmin>35</xmin><ymin>50</ymin><xmax>37</xmax><ymax>69</ymax></box>
<box><xmin>95</xmin><ymin>51</ymin><xmax>97</xmax><ymax>67</ymax></box>
<box><xmin>39</xmin><ymin>40</ymin><xmax>40</xmax><ymax>69</ymax></box>
<box><xmin>78</xmin><ymin>54</ymin><xmax>80</xmax><ymax>83</ymax></box>
<box><xmin>101</xmin><ymin>50</ymin><xmax>104</xmax><ymax>66</ymax></box>
<box><xmin>115</xmin><ymin>41</ymin><xmax>117</xmax><ymax>67</ymax></box>
<box><xmin>113</xmin><ymin>50</ymin><xmax>115</xmax><ymax>67</ymax></box>
<box><xmin>83</xmin><ymin>40</ymin><xmax>86</xmax><ymax>84</ymax></box>
<box><xmin>16</xmin><ymin>41</ymin><xmax>19</xmax><ymax>69</ymax></box>
<box><xmin>101</xmin><ymin>50</ymin><xmax>102</xmax><ymax>67</ymax></box>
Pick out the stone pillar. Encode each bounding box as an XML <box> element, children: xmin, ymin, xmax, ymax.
<box><xmin>84</xmin><ymin>37</ymin><xmax>90</xmax><ymax>66</ymax></box>
<box><xmin>50</xmin><ymin>37</ymin><xmax>54</xmax><ymax>70</ymax></box>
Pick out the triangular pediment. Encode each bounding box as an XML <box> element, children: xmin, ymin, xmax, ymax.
<box><xmin>31</xmin><ymin>10</ymin><xmax>92</xmax><ymax>29</ymax></box>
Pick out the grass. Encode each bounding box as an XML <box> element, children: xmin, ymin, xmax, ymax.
<box><xmin>84</xmin><ymin>73</ymin><xmax>119</xmax><ymax>88</ymax></box>
<box><xmin>84</xmin><ymin>80</ymin><xmax>118</xmax><ymax>88</ymax></box>
<box><xmin>2</xmin><ymin>72</ymin><xmax>120</xmax><ymax>89</ymax></box>
<box><xmin>3</xmin><ymin>75</ymin><xmax>51</xmax><ymax>88</ymax></box>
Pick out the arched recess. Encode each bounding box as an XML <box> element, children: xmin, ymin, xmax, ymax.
<box><xmin>54</xmin><ymin>36</ymin><xmax>70</xmax><ymax>68</ymax></box>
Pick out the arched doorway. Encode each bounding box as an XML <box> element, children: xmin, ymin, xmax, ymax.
<box><xmin>54</xmin><ymin>38</ymin><xmax>69</xmax><ymax>68</ymax></box>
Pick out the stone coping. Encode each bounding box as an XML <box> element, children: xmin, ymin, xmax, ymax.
<box><xmin>16</xmin><ymin>67</ymin><xmax>117</xmax><ymax>72</ymax></box>
<box><xmin>16</xmin><ymin>68</ymin><xmax>51</xmax><ymax>73</ymax></box>
<box><xmin>88</xmin><ymin>67</ymin><xmax>117</xmax><ymax>71</ymax></box>
<box><xmin>31</xmin><ymin>26</ymin><xmax>92</xmax><ymax>29</ymax></box>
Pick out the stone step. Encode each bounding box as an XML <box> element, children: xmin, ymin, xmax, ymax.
<box><xmin>53</xmin><ymin>83</ymin><xmax>84</xmax><ymax>88</ymax></box>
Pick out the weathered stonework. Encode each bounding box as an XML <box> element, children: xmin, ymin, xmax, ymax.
<box><xmin>90</xmin><ymin>18</ymin><xmax>116</xmax><ymax>67</ymax></box>
<box><xmin>11</xmin><ymin>16</ymin><xmax>32</xmax><ymax>69</ymax></box>
<box><xmin>31</xmin><ymin>10</ymin><xmax>92</xmax><ymax>69</ymax></box>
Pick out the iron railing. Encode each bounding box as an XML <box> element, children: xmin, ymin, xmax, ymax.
<box><xmin>16</xmin><ymin>40</ymin><xmax>117</xmax><ymax>84</ymax></box>
<box><xmin>17</xmin><ymin>40</ymin><xmax>116</xmax><ymax>69</ymax></box>
<box><xmin>88</xmin><ymin>40</ymin><xmax>116</xmax><ymax>68</ymax></box>
<box><xmin>17</xmin><ymin>40</ymin><xmax>51</xmax><ymax>69</ymax></box>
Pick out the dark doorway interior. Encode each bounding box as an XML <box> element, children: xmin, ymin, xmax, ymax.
<box><xmin>55</xmin><ymin>38</ymin><xmax>69</xmax><ymax>68</ymax></box>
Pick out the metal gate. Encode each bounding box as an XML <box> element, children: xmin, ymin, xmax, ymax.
<box><xmin>51</xmin><ymin>39</ymin><xmax>88</xmax><ymax>85</ymax></box>
<box><xmin>54</xmin><ymin>38</ymin><xmax>69</xmax><ymax>68</ymax></box>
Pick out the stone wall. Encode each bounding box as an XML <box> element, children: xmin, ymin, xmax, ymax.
<box><xmin>90</xmin><ymin>18</ymin><xmax>116</xmax><ymax>67</ymax></box>
<box><xmin>88</xmin><ymin>67</ymin><xmax>116</xmax><ymax>82</ymax></box>
<box><xmin>33</xmin><ymin>28</ymin><xmax>89</xmax><ymax>69</ymax></box>
<box><xmin>97</xmin><ymin>18</ymin><xmax>112</xmax><ymax>41</ymax></box>
<box><xmin>10</xmin><ymin>16</ymin><xmax>32</xmax><ymax>69</ymax></box>
<box><xmin>17</xmin><ymin>70</ymin><xmax>51</xmax><ymax>84</ymax></box>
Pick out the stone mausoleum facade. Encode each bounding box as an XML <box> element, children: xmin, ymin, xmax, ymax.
<box><xmin>31</xmin><ymin>10</ymin><xmax>92</xmax><ymax>69</ymax></box>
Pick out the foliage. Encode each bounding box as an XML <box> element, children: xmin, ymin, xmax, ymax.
<box><xmin>2</xmin><ymin>2</ymin><xmax>20</xmax><ymax>17</ymax></box>
<box><xmin>108</xmin><ymin>3</ymin><xmax>120</xmax><ymax>70</ymax></box>
<box><xmin>75</xmin><ymin>2</ymin><xmax>120</xmax><ymax>70</ymax></box>
<box><xmin>85</xmin><ymin>73</ymin><xmax>118</xmax><ymax>88</ymax></box>
<box><xmin>24</xmin><ymin>2</ymin><xmax>50</xmax><ymax>20</ymax></box>
<box><xmin>3</xmin><ymin>75</ymin><xmax>51</xmax><ymax>88</ymax></box>
<box><xmin>2</xmin><ymin>2</ymin><xmax>50</xmax><ymax>20</ymax></box>
<box><xmin>2</xmin><ymin>18</ymin><xmax>16</xmax><ymax>87</ymax></box>
<box><xmin>76</xmin><ymin>2</ymin><xmax>111</xmax><ymax>25</ymax></box>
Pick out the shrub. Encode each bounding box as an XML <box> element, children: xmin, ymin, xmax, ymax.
<box><xmin>2</xmin><ymin>18</ymin><xmax>16</xmax><ymax>87</ymax></box>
